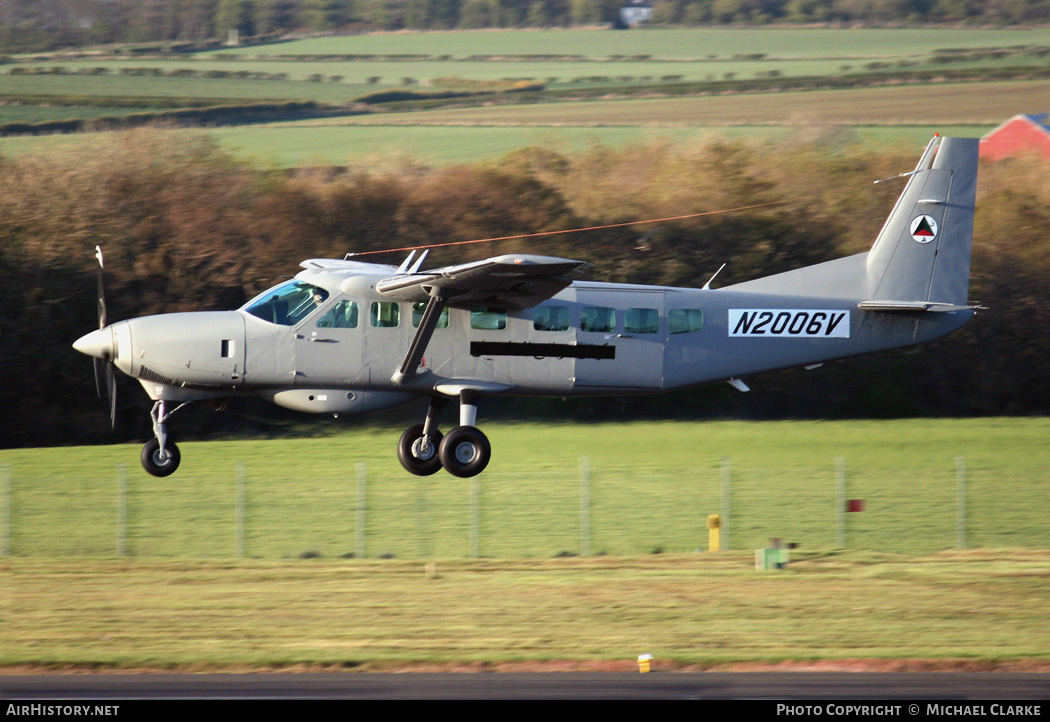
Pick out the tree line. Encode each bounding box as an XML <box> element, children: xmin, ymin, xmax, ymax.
<box><xmin>0</xmin><ymin>129</ymin><xmax>1045</xmax><ymax>448</ymax></box>
<box><xmin>2</xmin><ymin>0</ymin><xmax>1048</xmax><ymax>54</ymax></box>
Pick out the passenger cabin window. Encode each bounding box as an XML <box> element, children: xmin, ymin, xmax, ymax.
<box><xmin>244</xmin><ymin>280</ymin><xmax>329</xmax><ymax>326</ymax></box>
<box><xmin>316</xmin><ymin>300</ymin><xmax>358</xmax><ymax>328</ymax></box>
<box><xmin>669</xmin><ymin>309</ymin><xmax>704</xmax><ymax>334</ymax></box>
<box><xmin>470</xmin><ymin>307</ymin><xmax>507</xmax><ymax>330</ymax></box>
<box><xmin>534</xmin><ymin>305</ymin><xmax>570</xmax><ymax>332</ymax></box>
<box><xmin>580</xmin><ymin>306</ymin><xmax>616</xmax><ymax>333</ymax></box>
<box><xmin>371</xmin><ymin>302</ymin><xmax>400</xmax><ymax>328</ymax></box>
<box><xmin>625</xmin><ymin>308</ymin><xmax>659</xmax><ymax>334</ymax></box>
<box><xmin>412</xmin><ymin>302</ymin><xmax>449</xmax><ymax>329</ymax></box>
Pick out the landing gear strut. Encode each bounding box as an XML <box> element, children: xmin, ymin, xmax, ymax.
<box><xmin>397</xmin><ymin>391</ymin><xmax>490</xmax><ymax>478</ymax></box>
<box><xmin>141</xmin><ymin>400</ymin><xmax>184</xmax><ymax>477</ymax></box>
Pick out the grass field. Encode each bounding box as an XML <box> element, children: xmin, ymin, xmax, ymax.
<box><xmin>0</xmin><ymin>73</ymin><xmax>372</xmax><ymax>103</ymax></box>
<box><xmin>4</xmin><ymin>550</ymin><xmax>1049</xmax><ymax>668</ymax></box>
<box><xmin>2</xmin><ymin>27</ymin><xmax>1046</xmax><ymax>167</ymax></box>
<box><xmin>0</xmin><ymin>121</ymin><xmax>992</xmax><ymax>168</ymax></box>
<box><xmin>335</xmin><ymin>80</ymin><xmax>1050</xmax><ymax>126</ymax></box>
<box><xmin>206</xmin><ymin>28</ymin><xmax>1050</xmax><ymax>60</ymax></box>
<box><xmin>4</xmin><ymin>419</ymin><xmax>1049</xmax><ymax>669</ymax></box>
<box><xmin>9</xmin><ymin>28</ymin><xmax>1050</xmax><ymax>104</ymax></box>
<box><xmin>1</xmin><ymin>419</ymin><xmax>1047</xmax><ymax>560</ymax></box>
<box><xmin>11</xmin><ymin>55</ymin><xmax>1044</xmax><ymax>89</ymax></box>
<box><xmin>205</xmin><ymin>124</ymin><xmax>994</xmax><ymax>167</ymax></box>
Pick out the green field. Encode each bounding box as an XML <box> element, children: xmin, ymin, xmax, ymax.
<box><xmin>2</xmin><ymin>420</ymin><xmax>1047</xmax><ymax>560</ymax></box>
<box><xmin>0</xmin><ymin>73</ymin><xmax>372</xmax><ymax>103</ymax></box>
<box><xmin>2</xmin><ymin>27</ymin><xmax>1047</xmax><ymax>167</ymax></box>
<box><xmin>206</xmin><ymin>28</ymin><xmax>1050</xmax><ymax>60</ymax></box>
<box><xmin>8</xmin><ymin>27</ymin><xmax>1050</xmax><ymax>103</ymax></box>
<box><xmin>206</xmin><ymin>124</ymin><xmax>993</xmax><ymax>168</ymax></box>
<box><xmin>11</xmin><ymin>55</ymin><xmax>1044</xmax><ymax>89</ymax></box>
<box><xmin>3</xmin><ymin>420</ymin><xmax>1048</xmax><ymax>671</ymax></box>
<box><xmin>334</xmin><ymin>80</ymin><xmax>1050</xmax><ymax>126</ymax></box>
<box><xmin>0</xmin><ymin>121</ymin><xmax>991</xmax><ymax>168</ymax></box>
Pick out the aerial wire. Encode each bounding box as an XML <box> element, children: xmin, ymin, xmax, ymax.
<box><xmin>347</xmin><ymin>188</ymin><xmax>842</xmax><ymax>259</ymax></box>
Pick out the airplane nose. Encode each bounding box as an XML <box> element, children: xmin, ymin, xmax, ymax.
<box><xmin>73</xmin><ymin>328</ymin><xmax>112</xmax><ymax>359</ymax></box>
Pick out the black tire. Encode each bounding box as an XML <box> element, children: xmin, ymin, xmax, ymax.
<box><xmin>438</xmin><ymin>426</ymin><xmax>491</xmax><ymax>478</ymax></box>
<box><xmin>141</xmin><ymin>438</ymin><xmax>181</xmax><ymax>477</ymax></box>
<box><xmin>397</xmin><ymin>424</ymin><xmax>444</xmax><ymax>476</ymax></box>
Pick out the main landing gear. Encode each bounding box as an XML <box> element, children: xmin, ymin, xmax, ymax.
<box><xmin>141</xmin><ymin>400</ymin><xmax>184</xmax><ymax>477</ymax></box>
<box><xmin>397</xmin><ymin>391</ymin><xmax>491</xmax><ymax>478</ymax></box>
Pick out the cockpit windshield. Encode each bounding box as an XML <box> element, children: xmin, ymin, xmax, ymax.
<box><xmin>243</xmin><ymin>280</ymin><xmax>329</xmax><ymax>326</ymax></box>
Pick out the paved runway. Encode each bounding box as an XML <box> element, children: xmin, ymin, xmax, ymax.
<box><xmin>3</xmin><ymin>672</ymin><xmax>1049</xmax><ymax>700</ymax></box>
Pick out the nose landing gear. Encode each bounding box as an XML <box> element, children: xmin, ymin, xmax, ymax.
<box><xmin>141</xmin><ymin>400</ymin><xmax>185</xmax><ymax>477</ymax></box>
<box><xmin>397</xmin><ymin>391</ymin><xmax>490</xmax><ymax>478</ymax></box>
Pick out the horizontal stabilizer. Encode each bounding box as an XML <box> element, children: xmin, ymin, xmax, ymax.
<box><xmin>857</xmin><ymin>300</ymin><xmax>976</xmax><ymax>312</ymax></box>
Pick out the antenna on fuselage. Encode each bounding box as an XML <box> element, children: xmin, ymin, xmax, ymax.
<box><xmin>702</xmin><ymin>263</ymin><xmax>727</xmax><ymax>290</ymax></box>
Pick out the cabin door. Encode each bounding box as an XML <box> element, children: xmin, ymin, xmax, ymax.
<box><xmin>573</xmin><ymin>288</ymin><xmax>665</xmax><ymax>390</ymax></box>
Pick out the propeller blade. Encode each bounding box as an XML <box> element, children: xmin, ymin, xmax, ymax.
<box><xmin>106</xmin><ymin>361</ymin><xmax>116</xmax><ymax>429</ymax></box>
<box><xmin>93</xmin><ymin>357</ymin><xmax>104</xmax><ymax>398</ymax></box>
<box><xmin>95</xmin><ymin>245</ymin><xmax>107</xmax><ymax>329</ymax></box>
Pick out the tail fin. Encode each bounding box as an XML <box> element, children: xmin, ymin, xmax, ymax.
<box><xmin>864</xmin><ymin>136</ymin><xmax>979</xmax><ymax>309</ymax></box>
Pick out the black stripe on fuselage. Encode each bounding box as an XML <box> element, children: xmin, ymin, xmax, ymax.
<box><xmin>470</xmin><ymin>342</ymin><xmax>615</xmax><ymax>360</ymax></box>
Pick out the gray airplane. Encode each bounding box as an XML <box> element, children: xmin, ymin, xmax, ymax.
<box><xmin>73</xmin><ymin>135</ymin><xmax>978</xmax><ymax>478</ymax></box>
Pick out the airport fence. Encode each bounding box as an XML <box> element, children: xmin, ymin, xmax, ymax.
<box><xmin>1</xmin><ymin>457</ymin><xmax>1047</xmax><ymax>559</ymax></box>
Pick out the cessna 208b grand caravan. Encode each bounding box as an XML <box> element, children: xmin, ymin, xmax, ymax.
<box><xmin>74</xmin><ymin>136</ymin><xmax>979</xmax><ymax>478</ymax></box>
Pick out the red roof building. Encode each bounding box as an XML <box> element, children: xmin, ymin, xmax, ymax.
<box><xmin>979</xmin><ymin>114</ymin><xmax>1050</xmax><ymax>161</ymax></box>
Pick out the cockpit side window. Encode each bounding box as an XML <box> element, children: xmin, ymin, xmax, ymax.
<box><xmin>317</xmin><ymin>300</ymin><xmax>358</xmax><ymax>328</ymax></box>
<box><xmin>244</xmin><ymin>281</ymin><xmax>329</xmax><ymax>326</ymax></box>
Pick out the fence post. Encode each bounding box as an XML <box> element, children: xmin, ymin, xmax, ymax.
<box><xmin>721</xmin><ymin>457</ymin><xmax>731</xmax><ymax>551</ymax></box>
<box><xmin>117</xmin><ymin>464</ymin><xmax>127</xmax><ymax>557</ymax></box>
<box><xmin>956</xmin><ymin>456</ymin><xmax>967</xmax><ymax>549</ymax></box>
<box><xmin>356</xmin><ymin>463</ymin><xmax>367</xmax><ymax>559</ymax></box>
<box><xmin>235</xmin><ymin>462</ymin><xmax>245</xmax><ymax>559</ymax></box>
<box><xmin>580</xmin><ymin>456</ymin><xmax>591</xmax><ymax>557</ymax></box>
<box><xmin>470</xmin><ymin>476</ymin><xmax>480</xmax><ymax>559</ymax></box>
<box><xmin>2</xmin><ymin>463</ymin><xmax>10</xmax><ymax>557</ymax></box>
<box><xmin>836</xmin><ymin>457</ymin><xmax>846</xmax><ymax>548</ymax></box>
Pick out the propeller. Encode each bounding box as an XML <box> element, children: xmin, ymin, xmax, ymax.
<box><xmin>86</xmin><ymin>246</ymin><xmax>117</xmax><ymax>429</ymax></box>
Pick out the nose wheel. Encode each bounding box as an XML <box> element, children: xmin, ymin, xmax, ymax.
<box><xmin>141</xmin><ymin>437</ymin><xmax>181</xmax><ymax>477</ymax></box>
<box><xmin>141</xmin><ymin>400</ymin><xmax>185</xmax><ymax>477</ymax></box>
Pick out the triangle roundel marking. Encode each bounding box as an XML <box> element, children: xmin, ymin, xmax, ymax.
<box><xmin>910</xmin><ymin>214</ymin><xmax>938</xmax><ymax>244</ymax></box>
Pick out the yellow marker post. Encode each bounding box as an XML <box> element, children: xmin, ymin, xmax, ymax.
<box><xmin>708</xmin><ymin>514</ymin><xmax>721</xmax><ymax>552</ymax></box>
<box><xmin>638</xmin><ymin>654</ymin><xmax>653</xmax><ymax>673</ymax></box>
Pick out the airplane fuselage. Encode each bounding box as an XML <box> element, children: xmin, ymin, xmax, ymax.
<box><xmin>104</xmin><ymin>266</ymin><xmax>973</xmax><ymax>414</ymax></box>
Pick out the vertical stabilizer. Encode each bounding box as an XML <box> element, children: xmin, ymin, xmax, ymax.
<box><xmin>865</xmin><ymin>136</ymin><xmax>979</xmax><ymax>307</ymax></box>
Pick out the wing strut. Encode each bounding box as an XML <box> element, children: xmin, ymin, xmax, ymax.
<box><xmin>391</xmin><ymin>292</ymin><xmax>448</xmax><ymax>386</ymax></box>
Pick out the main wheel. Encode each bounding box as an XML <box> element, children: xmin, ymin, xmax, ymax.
<box><xmin>438</xmin><ymin>426</ymin><xmax>491</xmax><ymax>478</ymax></box>
<box><xmin>141</xmin><ymin>438</ymin><xmax>181</xmax><ymax>477</ymax></box>
<box><xmin>397</xmin><ymin>424</ymin><xmax>444</xmax><ymax>476</ymax></box>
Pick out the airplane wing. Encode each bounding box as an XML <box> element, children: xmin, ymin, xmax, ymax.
<box><xmin>375</xmin><ymin>254</ymin><xmax>585</xmax><ymax>309</ymax></box>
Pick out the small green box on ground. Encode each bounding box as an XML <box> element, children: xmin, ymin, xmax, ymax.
<box><xmin>755</xmin><ymin>547</ymin><xmax>790</xmax><ymax>570</ymax></box>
